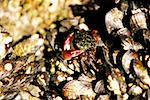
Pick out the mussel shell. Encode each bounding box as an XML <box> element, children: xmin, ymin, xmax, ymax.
<box><xmin>94</xmin><ymin>80</ymin><xmax>105</xmax><ymax>94</ymax></box>
<box><xmin>122</xmin><ymin>50</ymin><xmax>138</xmax><ymax>74</ymax></box>
<box><xmin>63</xmin><ymin>80</ymin><xmax>96</xmax><ymax>99</ymax></box>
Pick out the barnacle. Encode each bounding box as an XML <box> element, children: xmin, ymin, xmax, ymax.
<box><xmin>105</xmin><ymin>7</ymin><xmax>124</xmax><ymax>34</ymax></box>
<box><xmin>130</xmin><ymin>2</ymin><xmax>148</xmax><ymax>33</ymax></box>
<box><xmin>129</xmin><ymin>85</ymin><xmax>142</xmax><ymax>95</ymax></box>
<box><xmin>107</xmin><ymin>68</ymin><xmax>127</xmax><ymax>95</ymax></box>
<box><xmin>121</xmin><ymin>38</ymin><xmax>143</xmax><ymax>51</ymax></box>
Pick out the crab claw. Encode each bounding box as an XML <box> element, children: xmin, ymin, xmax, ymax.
<box><xmin>63</xmin><ymin>33</ymin><xmax>74</xmax><ymax>51</ymax></box>
<box><xmin>63</xmin><ymin>50</ymin><xmax>84</xmax><ymax>60</ymax></box>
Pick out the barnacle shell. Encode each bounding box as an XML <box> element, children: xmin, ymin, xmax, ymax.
<box><xmin>0</xmin><ymin>44</ymin><xmax>7</xmax><ymax>60</ymax></box>
<box><xmin>114</xmin><ymin>0</ymin><xmax>120</xmax><ymax>4</ymax></box>
<box><xmin>130</xmin><ymin>8</ymin><xmax>148</xmax><ymax>32</ymax></box>
<box><xmin>121</xmin><ymin>38</ymin><xmax>143</xmax><ymax>51</ymax></box>
<box><xmin>105</xmin><ymin>7</ymin><xmax>124</xmax><ymax>34</ymax></box>
<box><xmin>107</xmin><ymin>75</ymin><xmax>121</xmax><ymax>95</ymax></box>
<box><xmin>63</xmin><ymin>80</ymin><xmax>96</xmax><ymax>99</ymax></box>
<box><xmin>112</xmin><ymin>50</ymin><xmax>120</xmax><ymax>65</ymax></box>
<box><xmin>13</xmin><ymin>34</ymin><xmax>44</xmax><ymax>57</ymax></box>
<box><xmin>116</xmin><ymin>28</ymin><xmax>131</xmax><ymax>37</ymax></box>
<box><xmin>129</xmin><ymin>85</ymin><xmax>142</xmax><ymax>95</ymax></box>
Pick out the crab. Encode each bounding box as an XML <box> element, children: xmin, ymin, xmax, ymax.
<box><xmin>63</xmin><ymin>29</ymin><xmax>102</xmax><ymax>60</ymax></box>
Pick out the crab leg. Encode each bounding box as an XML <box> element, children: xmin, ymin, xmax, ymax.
<box><xmin>63</xmin><ymin>50</ymin><xmax>85</xmax><ymax>60</ymax></box>
<box><xmin>63</xmin><ymin>33</ymin><xmax>74</xmax><ymax>51</ymax></box>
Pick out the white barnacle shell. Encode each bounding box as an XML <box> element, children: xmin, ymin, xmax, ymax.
<box><xmin>121</xmin><ymin>38</ymin><xmax>143</xmax><ymax>51</ymax></box>
<box><xmin>107</xmin><ymin>75</ymin><xmax>121</xmax><ymax>95</ymax></box>
<box><xmin>63</xmin><ymin>80</ymin><xmax>96</xmax><ymax>99</ymax></box>
<box><xmin>129</xmin><ymin>85</ymin><xmax>142</xmax><ymax>95</ymax></box>
<box><xmin>105</xmin><ymin>7</ymin><xmax>124</xmax><ymax>34</ymax></box>
<box><xmin>122</xmin><ymin>50</ymin><xmax>138</xmax><ymax>74</ymax></box>
<box><xmin>130</xmin><ymin>8</ymin><xmax>148</xmax><ymax>32</ymax></box>
<box><xmin>117</xmin><ymin>28</ymin><xmax>131</xmax><ymax>37</ymax></box>
<box><xmin>107</xmin><ymin>68</ymin><xmax>127</xmax><ymax>95</ymax></box>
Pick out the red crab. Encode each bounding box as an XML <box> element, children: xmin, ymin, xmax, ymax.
<box><xmin>63</xmin><ymin>29</ymin><xmax>101</xmax><ymax>60</ymax></box>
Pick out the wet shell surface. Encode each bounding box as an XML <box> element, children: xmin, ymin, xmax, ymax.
<box><xmin>129</xmin><ymin>85</ymin><xmax>143</xmax><ymax>95</ymax></box>
<box><xmin>63</xmin><ymin>80</ymin><xmax>96</xmax><ymax>99</ymax></box>
<box><xmin>107</xmin><ymin>68</ymin><xmax>127</xmax><ymax>95</ymax></box>
<box><xmin>121</xmin><ymin>38</ymin><xmax>143</xmax><ymax>51</ymax></box>
<box><xmin>130</xmin><ymin>8</ymin><xmax>148</xmax><ymax>32</ymax></box>
<box><xmin>105</xmin><ymin>7</ymin><xmax>124</xmax><ymax>34</ymax></box>
<box><xmin>122</xmin><ymin>50</ymin><xmax>138</xmax><ymax>74</ymax></box>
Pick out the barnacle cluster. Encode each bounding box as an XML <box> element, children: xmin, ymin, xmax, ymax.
<box><xmin>0</xmin><ymin>0</ymin><xmax>150</xmax><ymax>100</ymax></box>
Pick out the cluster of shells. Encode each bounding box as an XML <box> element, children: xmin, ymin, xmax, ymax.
<box><xmin>104</xmin><ymin>1</ymin><xmax>150</xmax><ymax>99</ymax></box>
<box><xmin>0</xmin><ymin>0</ymin><xmax>150</xmax><ymax>100</ymax></box>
